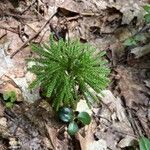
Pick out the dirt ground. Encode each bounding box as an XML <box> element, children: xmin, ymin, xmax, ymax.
<box><xmin>0</xmin><ymin>0</ymin><xmax>150</xmax><ymax>150</ymax></box>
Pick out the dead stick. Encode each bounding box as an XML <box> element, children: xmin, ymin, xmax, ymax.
<box><xmin>0</xmin><ymin>26</ymin><xmax>18</xmax><ymax>34</ymax></box>
<box><xmin>21</xmin><ymin>0</ymin><xmax>37</xmax><ymax>15</ymax></box>
<box><xmin>10</xmin><ymin>13</ymin><xmax>56</xmax><ymax>58</ymax></box>
<box><xmin>4</xmin><ymin>12</ymin><xmax>32</xmax><ymax>20</ymax></box>
<box><xmin>0</xmin><ymin>32</ymin><xmax>7</xmax><ymax>40</ymax></box>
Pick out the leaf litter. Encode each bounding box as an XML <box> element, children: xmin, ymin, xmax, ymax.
<box><xmin>0</xmin><ymin>0</ymin><xmax>150</xmax><ymax>149</ymax></box>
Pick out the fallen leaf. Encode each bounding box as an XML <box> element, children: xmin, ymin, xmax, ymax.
<box><xmin>131</xmin><ymin>43</ymin><xmax>150</xmax><ymax>59</ymax></box>
<box><xmin>110</xmin><ymin>0</ymin><xmax>145</xmax><ymax>24</ymax></box>
<box><xmin>46</xmin><ymin>124</ymin><xmax>69</xmax><ymax>150</ymax></box>
<box><xmin>88</xmin><ymin>139</ymin><xmax>107</xmax><ymax>150</ymax></box>
<box><xmin>0</xmin><ymin>48</ymin><xmax>14</xmax><ymax>78</ymax></box>
<box><xmin>12</xmin><ymin>73</ymin><xmax>40</xmax><ymax>103</ymax></box>
<box><xmin>76</xmin><ymin>120</ymin><xmax>98</xmax><ymax>150</ymax></box>
<box><xmin>96</xmin><ymin>90</ymin><xmax>120</xmax><ymax>123</ymax></box>
<box><xmin>0</xmin><ymin>101</ymin><xmax>4</xmax><ymax>117</ymax></box>
<box><xmin>144</xmin><ymin>81</ymin><xmax>150</xmax><ymax>90</ymax></box>
<box><xmin>0</xmin><ymin>117</ymin><xmax>7</xmax><ymax>127</ymax></box>
<box><xmin>117</xmin><ymin>135</ymin><xmax>137</xmax><ymax>148</ymax></box>
<box><xmin>116</xmin><ymin>66</ymin><xmax>148</xmax><ymax>107</ymax></box>
<box><xmin>76</xmin><ymin>100</ymin><xmax>92</xmax><ymax>115</ymax></box>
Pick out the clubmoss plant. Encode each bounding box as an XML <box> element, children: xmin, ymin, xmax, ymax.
<box><xmin>27</xmin><ymin>35</ymin><xmax>110</xmax><ymax>111</ymax></box>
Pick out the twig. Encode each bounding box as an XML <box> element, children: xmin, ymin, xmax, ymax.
<box><xmin>112</xmin><ymin>129</ymin><xmax>138</xmax><ymax>139</ymax></box>
<box><xmin>127</xmin><ymin>108</ymin><xmax>141</xmax><ymax>137</ymax></box>
<box><xmin>39</xmin><ymin>28</ymin><xmax>50</xmax><ymax>43</ymax></box>
<box><xmin>0</xmin><ymin>32</ymin><xmax>7</xmax><ymax>40</ymax></box>
<box><xmin>81</xmin><ymin>12</ymin><xmax>101</xmax><ymax>17</ymax></box>
<box><xmin>122</xmin><ymin>24</ymin><xmax>150</xmax><ymax>43</ymax></box>
<box><xmin>3</xmin><ymin>12</ymin><xmax>32</xmax><ymax>20</ymax></box>
<box><xmin>10</xmin><ymin>13</ymin><xmax>56</xmax><ymax>58</ymax></box>
<box><xmin>134</xmin><ymin>24</ymin><xmax>150</xmax><ymax>36</ymax></box>
<box><xmin>21</xmin><ymin>0</ymin><xmax>37</xmax><ymax>15</ymax></box>
<box><xmin>56</xmin><ymin>125</ymin><xmax>66</xmax><ymax>135</ymax></box>
<box><xmin>102</xmin><ymin>121</ymin><xmax>138</xmax><ymax>138</ymax></box>
<box><xmin>59</xmin><ymin>15</ymin><xmax>81</xmax><ymax>24</ymax></box>
<box><xmin>33</xmin><ymin>7</ymin><xmax>45</xmax><ymax>20</ymax></box>
<box><xmin>0</xmin><ymin>25</ymin><xmax>18</xmax><ymax>34</ymax></box>
<box><xmin>20</xmin><ymin>21</ymin><xmax>37</xmax><ymax>33</ymax></box>
<box><xmin>50</xmin><ymin>23</ymin><xmax>61</xmax><ymax>40</ymax></box>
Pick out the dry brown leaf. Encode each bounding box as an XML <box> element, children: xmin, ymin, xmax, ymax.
<box><xmin>0</xmin><ymin>116</ymin><xmax>10</xmax><ymax>138</ymax></box>
<box><xmin>46</xmin><ymin>124</ymin><xmax>69</xmax><ymax>150</ymax></box>
<box><xmin>117</xmin><ymin>135</ymin><xmax>137</xmax><ymax>148</ymax></box>
<box><xmin>76</xmin><ymin>100</ymin><xmax>92</xmax><ymax>115</ymax></box>
<box><xmin>12</xmin><ymin>73</ymin><xmax>40</xmax><ymax>103</ymax></box>
<box><xmin>0</xmin><ymin>101</ymin><xmax>4</xmax><ymax>117</ymax></box>
<box><xmin>0</xmin><ymin>48</ymin><xmax>14</xmax><ymax>78</ymax></box>
<box><xmin>131</xmin><ymin>43</ymin><xmax>150</xmax><ymax>59</ymax></box>
<box><xmin>98</xmin><ymin>90</ymin><xmax>129</xmax><ymax>122</ymax></box>
<box><xmin>0</xmin><ymin>117</ymin><xmax>7</xmax><ymax>128</ymax></box>
<box><xmin>76</xmin><ymin>121</ymin><xmax>100</xmax><ymax>150</ymax></box>
<box><xmin>144</xmin><ymin>80</ymin><xmax>150</xmax><ymax>89</ymax></box>
<box><xmin>116</xmin><ymin>66</ymin><xmax>148</xmax><ymax>107</ymax></box>
<box><xmin>109</xmin><ymin>0</ymin><xmax>145</xmax><ymax>24</ymax></box>
<box><xmin>116</xmin><ymin>66</ymin><xmax>150</xmax><ymax>137</ymax></box>
<box><xmin>94</xmin><ymin>90</ymin><xmax>135</xmax><ymax>149</ymax></box>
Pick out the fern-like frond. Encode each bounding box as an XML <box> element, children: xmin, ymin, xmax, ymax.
<box><xmin>28</xmin><ymin>35</ymin><xmax>110</xmax><ymax>111</ymax></box>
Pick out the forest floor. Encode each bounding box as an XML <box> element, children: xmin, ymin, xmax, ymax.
<box><xmin>0</xmin><ymin>0</ymin><xmax>150</xmax><ymax>150</ymax></box>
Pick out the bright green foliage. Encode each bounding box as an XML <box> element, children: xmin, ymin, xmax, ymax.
<box><xmin>58</xmin><ymin>107</ymin><xmax>92</xmax><ymax>135</ymax></box>
<box><xmin>123</xmin><ymin>37</ymin><xmax>137</xmax><ymax>46</ymax></box>
<box><xmin>67</xmin><ymin>121</ymin><xmax>79</xmax><ymax>136</ymax></box>
<box><xmin>77</xmin><ymin>111</ymin><xmax>91</xmax><ymax>125</ymax></box>
<box><xmin>3</xmin><ymin>91</ymin><xmax>16</xmax><ymax>108</ymax></box>
<box><xmin>143</xmin><ymin>5</ymin><xmax>150</xmax><ymax>23</ymax></box>
<box><xmin>139</xmin><ymin>137</ymin><xmax>150</xmax><ymax>150</ymax></box>
<box><xmin>58</xmin><ymin>107</ymin><xmax>73</xmax><ymax>122</ymax></box>
<box><xmin>123</xmin><ymin>34</ymin><xmax>146</xmax><ymax>47</ymax></box>
<box><xmin>28</xmin><ymin>36</ymin><xmax>110</xmax><ymax>111</ymax></box>
<box><xmin>144</xmin><ymin>14</ymin><xmax>150</xmax><ymax>23</ymax></box>
<box><xmin>144</xmin><ymin>5</ymin><xmax>150</xmax><ymax>13</ymax></box>
<box><xmin>134</xmin><ymin>34</ymin><xmax>146</xmax><ymax>42</ymax></box>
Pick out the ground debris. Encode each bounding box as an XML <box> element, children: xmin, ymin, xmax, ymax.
<box><xmin>0</xmin><ymin>0</ymin><xmax>149</xmax><ymax>149</ymax></box>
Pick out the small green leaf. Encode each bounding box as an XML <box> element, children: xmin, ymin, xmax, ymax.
<box><xmin>144</xmin><ymin>14</ymin><xmax>150</xmax><ymax>23</ymax></box>
<box><xmin>59</xmin><ymin>113</ymin><xmax>73</xmax><ymax>122</ymax></box>
<box><xmin>3</xmin><ymin>91</ymin><xmax>16</xmax><ymax>102</ymax></box>
<box><xmin>58</xmin><ymin>107</ymin><xmax>73</xmax><ymax>123</ymax></box>
<box><xmin>143</xmin><ymin>5</ymin><xmax>150</xmax><ymax>13</ymax></box>
<box><xmin>139</xmin><ymin>137</ymin><xmax>150</xmax><ymax>150</ymax></box>
<box><xmin>123</xmin><ymin>38</ymin><xmax>137</xmax><ymax>46</ymax></box>
<box><xmin>9</xmin><ymin>91</ymin><xmax>16</xmax><ymax>102</ymax></box>
<box><xmin>68</xmin><ymin>121</ymin><xmax>79</xmax><ymax>136</ymax></box>
<box><xmin>77</xmin><ymin>112</ymin><xmax>91</xmax><ymax>125</ymax></box>
<box><xmin>6</xmin><ymin>102</ymin><xmax>13</xmax><ymax>108</ymax></box>
<box><xmin>134</xmin><ymin>34</ymin><xmax>146</xmax><ymax>42</ymax></box>
<box><xmin>3</xmin><ymin>92</ymin><xmax>10</xmax><ymax>101</ymax></box>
